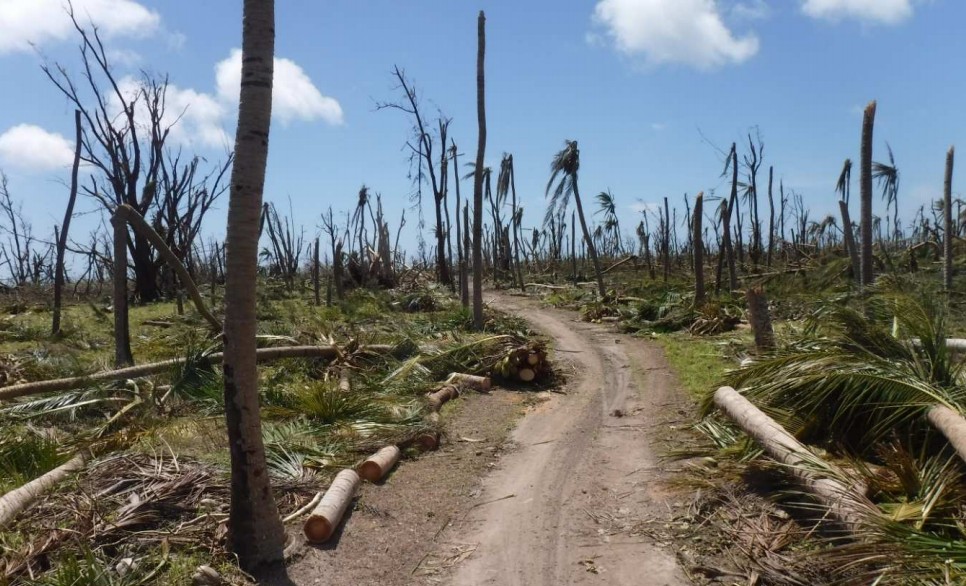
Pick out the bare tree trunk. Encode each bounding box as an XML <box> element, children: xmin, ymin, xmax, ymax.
<box><xmin>663</xmin><ymin>197</ymin><xmax>670</xmax><ymax>283</ymax></box>
<box><xmin>767</xmin><ymin>166</ymin><xmax>775</xmax><ymax>267</ymax></box>
<box><xmin>313</xmin><ymin>237</ymin><xmax>321</xmax><ymax>306</ymax></box>
<box><xmin>221</xmin><ymin>0</ymin><xmax>286</xmax><ymax>571</ymax></box>
<box><xmin>53</xmin><ymin>110</ymin><xmax>82</xmax><ymax>336</ymax></box>
<box><xmin>111</xmin><ymin>213</ymin><xmax>133</xmax><ymax>367</ymax></box>
<box><xmin>462</xmin><ymin>203</ymin><xmax>470</xmax><ymax>308</ymax></box>
<box><xmin>839</xmin><ymin>200</ymin><xmax>860</xmax><ymax>283</ymax></box>
<box><xmin>860</xmin><ymin>101</ymin><xmax>877</xmax><ymax>287</ymax></box>
<box><xmin>746</xmin><ymin>285</ymin><xmax>775</xmax><ymax>352</ymax></box>
<box><xmin>571</xmin><ymin>211</ymin><xmax>577</xmax><ymax>286</ymax></box>
<box><xmin>472</xmin><ymin>11</ymin><xmax>487</xmax><ymax>329</ymax></box>
<box><xmin>944</xmin><ymin>146</ymin><xmax>955</xmax><ymax>292</ymax></box>
<box><xmin>693</xmin><ymin>193</ymin><xmax>705</xmax><ymax>306</ymax></box>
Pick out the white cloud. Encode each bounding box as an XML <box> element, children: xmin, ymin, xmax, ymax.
<box><xmin>801</xmin><ymin>0</ymin><xmax>915</xmax><ymax>25</ymax></box>
<box><xmin>0</xmin><ymin>0</ymin><xmax>159</xmax><ymax>54</ymax></box>
<box><xmin>592</xmin><ymin>0</ymin><xmax>759</xmax><ymax>69</ymax></box>
<box><xmin>0</xmin><ymin>124</ymin><xmax>74</xmax><ymax>170</ymax></box>
<box><xmin>215</xmin><ymin>48</ymin><xmax>344</xmax><ymax>126</ymax></box>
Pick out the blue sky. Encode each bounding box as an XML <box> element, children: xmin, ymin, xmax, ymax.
<box><xmin>0</xmin><ymin>0</ymin><xmax>960</xmax><ymax>256</ymax></box>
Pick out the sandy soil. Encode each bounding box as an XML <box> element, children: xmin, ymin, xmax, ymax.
<box><xmin>278</xmin><ymin>293</ymin><xmax>691</xmax><ymax>585</ymax></box>
<box><xmin>437</xmin><ymin>293</ymin><xmax>689</xmax><ymax>586</ymax></box>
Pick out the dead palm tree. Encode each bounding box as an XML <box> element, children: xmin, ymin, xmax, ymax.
<box><xmin>472</xmin><ymin>10</ymin><xmax>486</xmax><ymax>329</ymax></box>
<box><xmin>545</xmin><ymin>140</ymin><xmax>605</xmax><ymax>298</ymax></box>
<box><xmin>837</xmin><ymin>159</ymin><xmax>860</xmax><ymax>282</ymax></box>
<box><xmin>944</xmin><ymin>147</ymin><xmax>956</xmax><ymax>291</ymax></box>
<box><xmin>595</xmin><ymin>189</ymin><xmax>622</xmax><ymax>257</ymax></box>
<box><xmin>860</xmin><ymin>101</ymin><xmax>877</xmax><ymax>286</ymax></box>
<box><xmin>221</xmin><ymin>0</ymin><xmax>286</xmax><ymax>570</ymax></box>
<box><xmin>873</xmin><ymin>143</ymin><xmax>900</xmax><ymax>243</ymax></box>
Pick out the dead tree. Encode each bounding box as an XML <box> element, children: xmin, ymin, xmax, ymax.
<box><xmin>42</xmin><ymin>10</ymin><xmax>227</xmax><ymax>302</ymax></box>
<box><xmin>53</xmin><ymin>110</ymin><xmax>83</xmax><ymax>335</ymax></box>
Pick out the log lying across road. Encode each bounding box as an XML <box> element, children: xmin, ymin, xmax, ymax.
<box><xmin>713</xmin><ymin>386</ymin><xmax>873</xmax><ymax>532</ymax></box>
<box><xmin>0</xmin><ymin>345</ymin><xmax>394</xmax><ymax>402</ymax></box>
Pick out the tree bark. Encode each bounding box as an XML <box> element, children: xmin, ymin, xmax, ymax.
<box><xmin>222</xmin><ymin>0</ymin><xmax>286</xmax><ymax>570</ymax></box>
<box><xmin>839</xmin><ymin>199</ymin><xmax>860</xmax><ymax>283</ymax></box>
<box><xmin>574</xmin><ymin>183</ymin><xmax>605</xmax><ymax>298</ymax></box>
<box><xmin>112</xmin><ymin>213</ymin><xmax>133</xmax><ymax>367</ymax></box>
<box><xmin>313</xmin><ymin>237</ymin><xmax>321</xmax><ymax>306</ymax></box>
<box><xmin>53</xmin><ymin>110</ymin><xmax>82</xmax><ymax>336</ymax></box>
<box><xmin>944</xmin><ymin>146</ymin><xmax>955</xmax><ymax>291</ymax></box>
<box><xmin>860</xmin><ymin>101</ymin><xmax>877</xmax><ymax>287</ymax></box>
<box><xmin>693</xmin><ymin>193</ymin><xmax>705</xmax><ymax>306</ymax></box>
<box><xmin>472</xmin><ymin>11</ymin><xmax>487</xmax><ymax>329</ymax></box>
<box><xmin>746</xmin><ymin>285</ymin><xmax>775</xmax><ymax>352</ymax></box>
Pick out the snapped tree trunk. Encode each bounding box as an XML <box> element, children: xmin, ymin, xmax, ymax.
<box><xmin>860</xmin><ymin>101</ymin><xmax>876</xmax><ymax>287</ymax></box>
<box><xmin>0</xmin><ymin>452</ymin><xmax>87</xmax><ymax>527</ymax></box>
<box><xmin>313</xmin><ymin>237</ymin><xmax>321</xmax><ymax>306</ymax></box>
<box><xmin>53</xmin><ymin>110</ymin><xmax>82</xmax><ymax>336</ymax></box>
<box><xmin>692</xmin><ymin>192</ymin><xmax>705</xmax><ymax>306</ymax></box>
<box><xmin>767</xmin><ymin>166</ymin><xmax>775</xmax><ymax>267</ymax></box>
<box><xmin>472</xmin><ymin>10</ymin><xmax>487</xmax><ymax>329</ymax></box>
<box><xmin>944</xmin><ymin>146</ymin><xmax>955</xmax><ymax>291</ymax></box>
<box><xmin>574</xmin><ymin>183</ymin><xmax>606</xmax><ymax>298</ymax></box>
<box><xmin>745</xmin><ymin>285</ymin><xmax>775</xmax><ymax>352</ymax></box>
<box><xmin>221</xmin><ymin>0</ymin><xmax>286</xmax><ymax>570</ymax></box>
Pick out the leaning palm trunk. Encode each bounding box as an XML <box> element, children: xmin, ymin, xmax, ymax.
<box><xmin>115</xmin><ymin>204</ymin><xmax>221</xmax><ymax>331</ymax></box>
<box><xmin>0</xmin><ymin>452</ymin><xmax>87</xmax><ymax>527</ymax></box>
<box><xmin>713</xmin><ymin>387</ymin><xmax>870</xmax><ymax>532</ymax></box>
<box><xmin>222</xmin><ymin>0</ymin><xmax>285</xmax><ymax>569</ymax></box>
<box><xmin>573</xmin><ymin>183</ymin><xmax>605</xmax><ymax>298</ymax></box>
<box><xmin>693</xmin><ymin>192</ymin><xmax>705</xmax><ymax>306</ymax></box>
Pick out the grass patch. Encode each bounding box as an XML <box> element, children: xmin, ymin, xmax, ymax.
<box><xmin>650</xmin><ymin>331</ymin><xmax>737</xmax><ymax>398</ymax></box>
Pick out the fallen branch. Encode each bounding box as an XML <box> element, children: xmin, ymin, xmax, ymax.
<box><xmin>927</xmin><ymin>405</ymin><xmax>966</xmax><ymax>465</ymax></box>
<box><xmin>0</xmin><ymin>452</ymin><xmax>87</xmax><ymax>527</ymax></box>
<box><xmin>601</xmin><ymin>255</ymin><xmax>637</xmax><ymax>275</ymax></box>
<box><xmin>282</xmin><ymin>491</ymin><xmax>323</xmax><ymax>523</ymax></box>
<box><xmin>0</xmin><ymin>344</ymin><xmax>394</xmax><ymax>402</ymax></box>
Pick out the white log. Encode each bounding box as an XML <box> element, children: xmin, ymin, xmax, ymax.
<box><xmin>0</xmin><ymin>452</ymin><xmax>87</xmax><ymax>527</ymax></box>
<box><xmin>303</xmin><ymin>469</ymin><xmax>360</xmax><ymax>543</ymax></box>
<box><xmin>446</xmin><ymin>373</ymin><xmax>491</xmax><ymax>393</ymax></box>
<box><xmin>358</xmin><ymin>446</ymin><xmax>401</xmax><ymax>482</ymax></box>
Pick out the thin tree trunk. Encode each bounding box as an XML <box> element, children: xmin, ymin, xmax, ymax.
<box><xmin>53</xmin><ymin>110</ymin><xmax>82</xmax><ymax>336</ymax></box>
<box><xmin>693</xmin><ymin>193</ymin><xmax>705</xmax><ymax>306</ymax></box>
<box><xmin>663</xmin><ymin>197</ymin><xmax>670</xmax><ymax>283</ymax></box>
<box><xmin>746</xmin><ymin>285</ymin><xmax>775</xmax><ymax>352</ymax></box>
<box><xmin>840</xmin><ymin>200</ymin><xmax>860</xmax><ymax>283</ymax></box>
<box><xmin>767</xmin><ymin>166</ymin><xmax>775</xmax><ymax>267</ymax></box>
<box><xmin>944</xmin><ymin>146</ymin><xmax>955</xmax><ymax>291</ymax></box>
<box><xmin>571</xmin><ymin>211</ymin><xmax>577</xmax><ymax>286</ymax></box>
<box><xmin>111</xmin><ymin>213</ymin><xmax>133</xmax><ymax>367</ymax></box>
<box><xmin>472</xmin><ymin>11</ymin><xmax>487</xmax><ymax>329</ymax></box>
<box><xmin>313</xmin><ymin>237</ymin><xmax>321</xmax><ymax>306</ymax></box>
<box><xmin>222</xmin><ymin>0</ymin><xmax>285</xmax><ymax>570</ymax></box>
<box><xmin>574</xmin><ymin>183</ymin><xmax>606</xmax><ymax>298</ymax></box>
<box><xmin>461</xmin><ymin>204</ymin><xmax>470</xmax><ymax>308</ymax></box>
<box><xmin>860</xmin><ymin>101</ymin><xmax>877</xmax><ymax>287</ymax></box>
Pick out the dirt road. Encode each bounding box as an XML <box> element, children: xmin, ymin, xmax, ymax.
<box><xmin>441</xmin><ymin>293</ymin><xmax>689</xmax><ymax>585</ymax></box>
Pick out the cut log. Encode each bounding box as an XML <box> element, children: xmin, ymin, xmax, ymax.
<box><xmin>0</xmin><ymin>344</ymin><xmax>394</xmax><ymax>402</ymax></box>
<box><xmin>928</xmin><ymin>405</ymin><xmax>966</xmax><ymax>465</ymax></box>
<box><xmin>526</xmin><ymin>352</ymin><xmax>543</xmax><ymax>366</ymax></box>
<box><xmin>713</xmin><ymin>386</ymin><xmax>871</xmax><ymax>532</ymax></box>
<box><xmin>446</xmin><ymin>373</ymin><xmax>491</xmax><ymax>393</ymax></box>
<box><xmin>303</xmin><ymin>469</ymin><xmax>360</xmax><ymax>543</ymax></box>
<box><xmin>426</xmin><ymin>385</ymin><xmax>460</xmax><ymax>412</ymax></box>
<box><xmin>358</xmin><ymin>446</ymin><xmax>401</xmax><ymax>482</ymax></box>
<box><xmin>413</xmin><ymin>430</ymin><xmax>441</xmax><ymax>451</ymax></box>
<box><xmin>517</xmin><ymin>368</ymin><xmax>536</xmax><ymax>382</ymax></box>
<box><xmin>338</xmin><ymin>369</ymin><xmax>351</xmax><ymax>393</ymax></box>
<box><xmin>0</xmin><ymin>452</ymin><xmax>87</xmax><ymax>527</ymax></box>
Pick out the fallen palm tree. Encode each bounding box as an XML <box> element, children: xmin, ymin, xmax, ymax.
<box><xmin>713</xmin><ymin>386</ymin><xmax>872</xmax><ymax>532</ymax></box>
<box><xmin>0</xmin><ymin>452</ymin><xmax>87</xmax><ymax>527</ymax></box>
<box><xmin>0</xmin><ymin>344</ymin><xmax>394</xmax><ymax>402</ymax></box>
<box><xmin>927</xmin><ymin>404</ymin><xmax>966</xmax><ymax>464</ymax></box>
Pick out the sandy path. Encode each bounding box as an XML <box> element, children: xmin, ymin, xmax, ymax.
<box><xmin>442</xmin><ymin>293</ymin><xmax>689</xmax><ymax>585</ymax></box>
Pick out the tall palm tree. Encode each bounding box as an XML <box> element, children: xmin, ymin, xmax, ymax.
<box><xmin>873</xmin><ymin>143</ymin><xmax>900</xmax><ymax>243</ymax></box>
<box><xmin>860</xmin><ymin>101</ymin><xmax>877</xmax><ymax>286</ymax></box>
<box><xmin>595</xmin><ymin>189</ymin><xmax>622</xmax><ymax>257</ymax></box>
<box><xmin>472</xmin><ymin>10</ymin><xmax>486</xmax><ymax>329</ymax></box>
<box><xmin>221</xmin><ymin>0</ymin><xmax>285</xmax><ymax>571</ymax></box>
<box><xmin>545</xmin><ymin>140</ymin><xmax>605</xmax><ymax>298</ymax></box>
